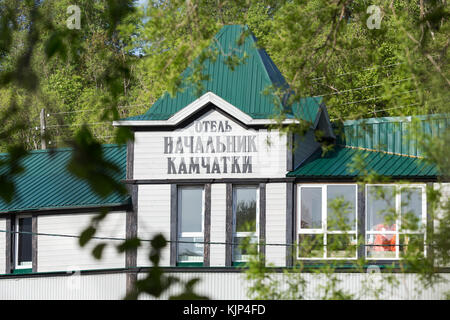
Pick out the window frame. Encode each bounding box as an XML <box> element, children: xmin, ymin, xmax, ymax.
<box><xmin>365</xmin><ymin>184</ymin><xmax>427</xmax><ymax>260</ymax></box>
<box><xmin>176</xmin><ymin>185</ymin><xmax>205</xmax><ymax>263</ymax></box>
<box><xmin>14</xmin><ymin>215</ymin><xmax>33</xmax><ymax>269</ymax></box>
<box><xmin>232</xmin><ymin>185</ymin><xmax>260</xmax><ymax>263</ymax></box>
<box><xmin>297</xmin><ymin>184</ymin><xmax>359</xmax><ymax>260</ymax></box>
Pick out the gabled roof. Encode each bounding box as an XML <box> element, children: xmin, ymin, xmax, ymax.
<box><xmin>0</xmin><ymin>145</ymin><xmax>129</xmax><ymax>214</ymax></box>
<box><xmin>287</xmin><ymin>145</ymin><xmax>438</xmax><ymax>179</ymax></box>
<box><xmin>118</xmin><ymin>25</ymin><xmax>321</xmax><ymax>124</ymax></box>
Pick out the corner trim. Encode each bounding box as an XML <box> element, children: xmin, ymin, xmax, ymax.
<box><xmin>259</xmin><ymin>183</ymin><xmax>266</xmax><ymax>263</ymax></box>
<box><xmin>170</xmin><ymin>184</ymin><xmax>178</xmax><ymax>266</ymax></box>
<box><xmin>225</xmin><ymin>183</ymin><xmax>233</xmax><ymax>267</ymax></box>
<box><xmin>204</xmin><ymin>184</ymin><xmax>211</xmax><ymax>267</ymax></box>
<box><xmin>32</xmin><ymin>214</ymin><xmax>38</xmax><ymax>273</ymax></box>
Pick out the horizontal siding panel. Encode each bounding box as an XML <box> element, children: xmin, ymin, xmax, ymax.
<box><xmin>38</xmin><ymin>212</ymin><xmax>126</xmax><ymax>272</ymax></box>
<box><xmin>0</xmin><ymin>271</ymin><xmax>448</xmax><ymax>299</ymax></box>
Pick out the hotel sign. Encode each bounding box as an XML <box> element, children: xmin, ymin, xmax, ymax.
<box><xmin>163</xmin><ymin>120</ymin><xmax>258</xmax><ymax>175</ymax></box>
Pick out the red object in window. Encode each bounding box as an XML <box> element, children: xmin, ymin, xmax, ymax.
<box><xmin>373</xmin><ymin>224</ymin><xmax>397</xmax><ymax>251</ymax></box>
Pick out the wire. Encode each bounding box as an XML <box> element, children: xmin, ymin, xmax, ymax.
<box><xmin>313</xmin><ymin>77</ymin><xmax>413</xmax><ymax>98</ymax></box>
<box><xmin>329</xmin><ymin>103</ymin><xmax>421</xmax><ymax>121</ymax></box>
<box><xmin>0</xmin><ymin>229</ymin><xmax>429</xmax><ymax>247</ymax></box>
<box><xmin>334</xmin><ymin>89</ymin><xmax>420</xmax><ymax>107</ymax></box>
<box><xmin>330</xmin><ymin>98</ymin><xmax>448</xmax><ymax>121</ymax></box>
<box><xmin>47</xmin><ymin>103</ymin><xmax>149</xmax><ymax>116</ymax></box>
<box><xmin>44</xmin><ymin>122</ymin><xmax>110</xmax><ymax>129</ymax></box>
<box><xmin>310</xmin><ymin>62</ymin><xmax>404</xmax><ymax>82</ymax></box>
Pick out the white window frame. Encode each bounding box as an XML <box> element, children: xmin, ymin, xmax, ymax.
<box><xmin>15</xmin><ymin>215</ymin><xmax>32</xmax><ymax>269</ymax></box>
<box><xmin>232</xmin><ymin>185</ymin><xmax>259</xmax><ymax>262</ymax></box>
<box><xmin>177</xmin><ymin>186</ymin><xmax>205</xmax><ymax>263</ymax></box>
<box><xmin>365</xmin><ymin>184</ymin><xmax>427</xmax><ymax>260</ymax></box>
<box><xmin>297</xmin><ymin>184</ymin><xmax>358</xmax><ymax>260</ymax></box>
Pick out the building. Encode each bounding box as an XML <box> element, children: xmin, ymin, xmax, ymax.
<box><xmin>0</xmin><ymin>25</ymin><xmax>448</xmax><ymax>300</ymax></box>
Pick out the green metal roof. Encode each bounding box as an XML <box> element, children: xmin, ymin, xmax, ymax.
<box><xmin>338</xmin><ymin>114</ymin><xmax>449</xmax><ymax>157</ymax></box>
<box><xmin>287</xmin><ymin>145</ymin><xmax>438</xmax><ymax>179</ymax></box>
<box><xmin>123</xmin><ymin>25</ymin><xmax>321</xmax><ymax>123</ymax></box>
<box><xmin>0</xmin><ymin>144</ymin><xmax>129</xmax><ymax>213</ymax></box>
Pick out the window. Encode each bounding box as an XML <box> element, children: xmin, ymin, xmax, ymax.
<box><xmin>232</xmin><ymin>186</ymin><xmax>259</xmax><ymax>262</ymax></box>
<box><xmin>15</xmin><ymin>216</ymin><xmax>32</xmax><ymax>269</ymax></box>
<box><xmin>297</xmin><ymin>185</ymin><xmax>357</xmax><ymax>259</ymax></box>
<box><xmin>177</xmin><ymin>186</ymin><xmax>204</xmax><ymax>263</ymax></box>
<box><xmin>366</xmin><ymin>185</ymin><xmax>426</xmax><ymax>259</ymax></box>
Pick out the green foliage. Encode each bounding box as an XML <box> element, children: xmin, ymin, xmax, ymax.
<box><xmin>0</xmin><ymin>0</ymin><xmax>448</xmax><ymax>300</ymax></box>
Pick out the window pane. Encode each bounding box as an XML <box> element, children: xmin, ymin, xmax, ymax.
<box><xmin>178</xmin><ymin>237</ymin><xmax>204</xmax><ymax>262</ymax></box>
<box><xmin>366</xmin><ymin>234</ymin><xmax>397</xmax><ymax>258</ymax></box>
<box><xmin>327</xmin><ymin>185</ymin><xmax>356</xmax><ymax>231</ymax></box>
<box><xmin>18</xmin><ymin>217</ymin><xmax>32</xmax><ymax>264</ymax></box>
<box><xmin>298</xmin><ymin>234</ymin><xmax>324</xmax><ymax>258</ymax></box>
<box><xmin>401</xmin><ymin>188</ymin><xmax>423</xmax><ymax>231</ymax></box>
<box><xmin>400</xmin><ymin>234</ymin><xmax>424</xmax><ymax>256</ymax></box>
<box><xmin>233</xmin><ymin>236</ymin><xmax>258</xmax><ymax>262</ymax></box>
<box><xmin>235</xmin><ymin>187</ymin><xmax>257</xmax><ymax>233</ymax></box>
<box><xmin>300</xmin><ymin>187</ymin><xmax>322</xmax><ymax>229</ymax></box>
<box><xmin>179</xmin><ymin>187</ymin><xmax>203</xmax><ymax>233</ymax></box>
<box><xmin>327</xmin><ymin>234</ymin><xmax>357</xmax><ymax>258</ymax></box>
<box><xmin>367</xmin><ymin>186</ymin><xmax>396</xmax><ymax>232</ymax></box>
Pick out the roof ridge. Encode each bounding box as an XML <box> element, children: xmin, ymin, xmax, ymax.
<box><xmin>343</xmin><ymin>113</ymin><xmax>449</xmax><ymax>125</ymax></box>
<box><xmin>0</xmin><ymin>143</ymin><xmax>125</xmax><ymax>157</ymax></box>
<box><xmin>339</xmin><ymin>144</ymin><xmax>425</xmax><ymax>159</ymax></box>
<box><xmin>118</xmin><ymin>25</ymin><xmax>321</xmax><ymax>123</ymax></box>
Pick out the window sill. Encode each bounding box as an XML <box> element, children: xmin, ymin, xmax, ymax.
<box><xmin>232</xmin><ymin>262</ymin><xmax>248</xmax><ymax>267</ymax></box>
<box><xmin>12</xmin><ymin>268</ymin><xmax>33</xmax><ymax>274</ymax></box>
<box><xmin>176</xmin><ymin>262</ymin><xmax>204</xmax><ymax>267</ymax></box>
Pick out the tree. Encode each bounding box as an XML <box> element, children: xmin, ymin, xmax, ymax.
<box><xmin>0</xmin><ymin>0</ymin><xmax>448</xmax><ymax>299</ymax></box>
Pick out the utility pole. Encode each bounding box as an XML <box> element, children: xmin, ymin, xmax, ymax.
<box><xmin>40</xmin><ymin>108</ymin><xmax>46</xmax><ymax>150</ymax></box>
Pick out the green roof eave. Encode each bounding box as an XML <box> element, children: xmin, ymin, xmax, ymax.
<box><xmin>0</xmin><ymin>144</ymin><xmax>128</xmax><ymax>214</ymax></box>
<box><xmin>287</xmin><ymin>145</ymin><xmax>439</xmax><ymax>179</ymax></box>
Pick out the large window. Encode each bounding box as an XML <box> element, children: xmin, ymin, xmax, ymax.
<box><xmin>177</xmin><ymin>186</ymin><xmax>204</xmax><ymax>263</ymax></box>
<box><xmin>232</xmin><ymin>186</ymin><xmax>259</xmax><ymax>263</ymax></box>
<box><xmin>366</xmin><ymin>185</ymin><xmax>426</xmax><ymax>259</ymax></box>
<box><xmin>15</xmin><ymin>216</ymin><xmax>32</xmax><ymax>269</ymax></box>
<box><xmin>297</xmin><ymin>185</ymin><xmax>357</xmax><ymax>259</ymax></box>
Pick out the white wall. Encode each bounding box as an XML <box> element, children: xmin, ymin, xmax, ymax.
<box><xmin>265</xmin><ymin>183</ymin><xmax>287</xmax><ymax>267</ymax></box>
<box><xmin>38</xmin><ymin>211</ymin><xmax>126</xmax><ymax>272</ymax></box>
<box><xmin>0</xmin><ymin>218</ymin><xmax>6</xmax><ymax>274</ymax></box>
<box><xmin>210</xmin><ymin>184</ymin><xmax>226</xmax><ymax>266</ymax></box>
<box><xmin>138</xmin><ymin>271</ymin><xmax>450</xmax><ymax>300</ymax></box>
<box><xmin>133</xmin><ymin>110</ymin><xmax>287</xmax><ymax>180</ymax></box>
<box><xmin>137</xmin><ymin>184</ymin><xmax>171</xmax><ymax>267</ymax></box>
<box><xmin>0</xmin><ymin>270</ymin><xmax>449</xmax><ymax>300</ymax></box>
<box><xmin>433</xmin><ymin>182</ymin><xmax>450</xmax><ymax>267</ymax></box>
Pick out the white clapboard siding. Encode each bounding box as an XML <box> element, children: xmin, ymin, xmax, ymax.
<box><xmin>210</xmin><ymin>184</ymin><xmax>227</xmax><ymax>266</ymax></box>
<box><xmin>265</xmin><ymin>183</ymin><xmax>287</xmax><ymax>267</ymax></box>
<box><xmin>0</xmin><ymin>218</ymin><xmax>6</xmax><ymax>274</ymax></box>
<box><xmin>137</xmin><ymin>184</ymin><xmax>171</xmax><ymax>267</ymax></box>
<box><xmin>433</xmin><ymin>182</ymin><xmax>450</xmax><ymax>268</ymax></box>
<box><xmin>133</xmin><ymin>110</ymin><xmax>287</xmax><ymax>180</ymax></box>
<box><xmin>38</xmin><ymin>211</ymin><xmax>126</xmax><ymax>272</ymax></box>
